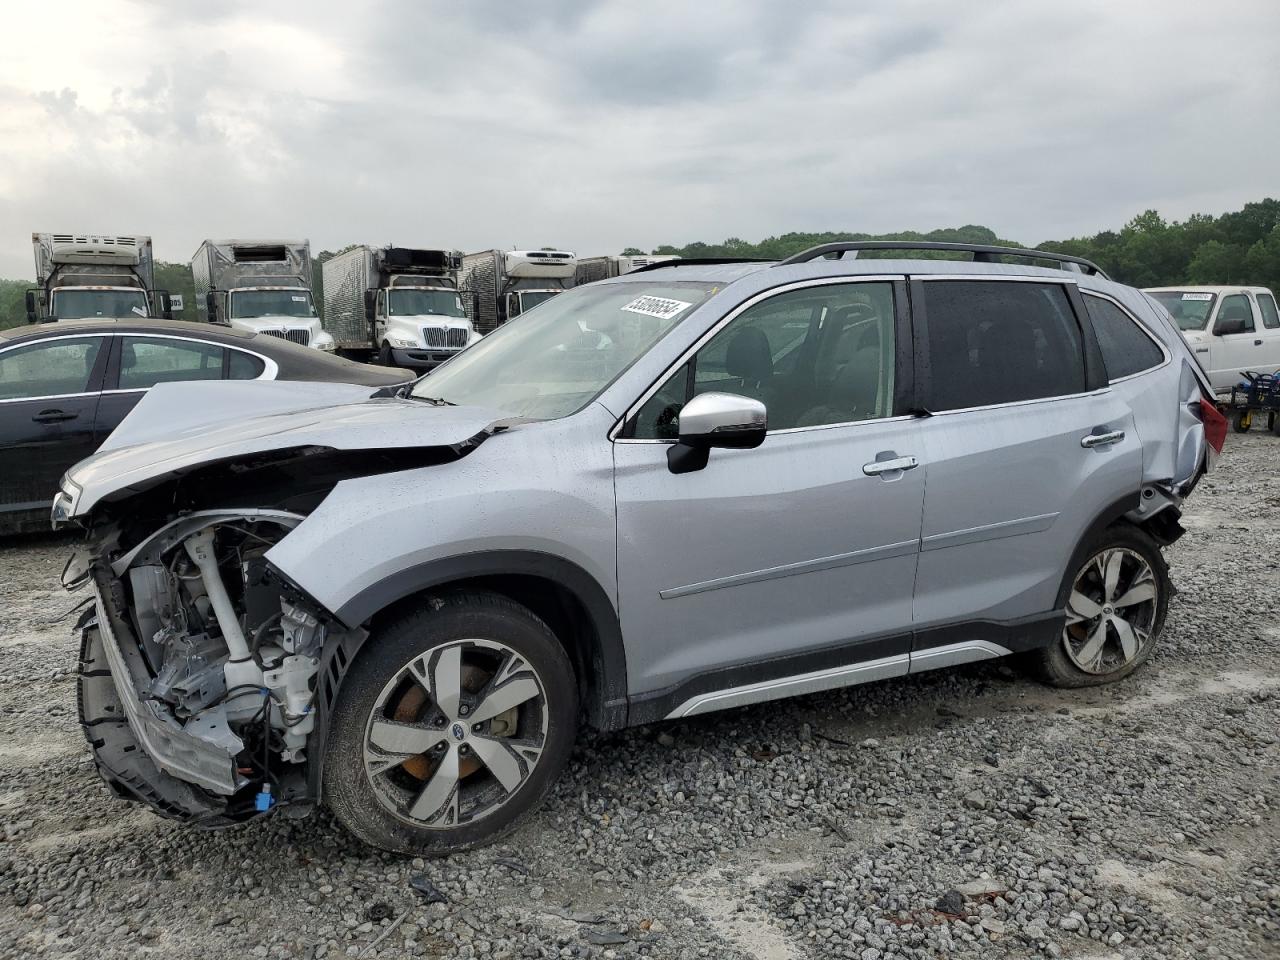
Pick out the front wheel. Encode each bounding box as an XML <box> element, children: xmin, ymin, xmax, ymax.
<box><xmin>323</xmin><ymin>591</ymin><xmax>578</xmax><ymax>855</ymax></box>
<box><xmin>1034</xmin><ymin>524</ymin><xmax>1169</xmax><ymax>688</ymax></box>
<box><xmin>377</xmin><ymin>341</ymin><xmax>394</xmax><ymax>367</ymax></box>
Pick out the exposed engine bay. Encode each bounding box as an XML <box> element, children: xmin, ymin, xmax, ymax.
<box><xmin>77</xmin><ymin>510</ymin><xmax>361</xmax><ymax>824</ymax></box>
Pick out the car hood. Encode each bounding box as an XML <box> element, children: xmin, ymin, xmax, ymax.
<box><xmin>64</xmin><ymin>380</ymin><xmax>510</xmax><ymax>515</ymax></box>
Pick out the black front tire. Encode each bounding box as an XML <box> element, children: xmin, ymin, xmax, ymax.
<box><xmin>323</xmin><ymin>591</ymin><xmax>577</xmax><ymax>856</ymax></box>
<box><xmin>377</xmin><ymin>342</ymin><xmax>394</xmax><ymax>367</ymax></box>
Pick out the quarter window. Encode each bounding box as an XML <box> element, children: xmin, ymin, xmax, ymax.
<box><xmin>1257</xmin><ymin>292</ymin><xmax>1280</xmax><ymax>330</ymax></box>
<box><xmin>1083</xmin><ymin>295</ymin><xmax>1164</xmax><ymax>381</ymax></box>
<box><xmin>923</xmin><ymin>281</ymin><xmax>1085</xmax><ymax>411</ymax></box>
<box><xmin>227</xmin><ymin>350</ymin><xmax>266</xmax><ymax>380</ymax></box>
<box><xmin>631</xmin><ymin>282</ymin><xmax>897</xmax><ymax>438</ymax></box>
<box><xmin>119</xmin><ymin>337</ymin><xmax>225</xmax><ymax>390</ymax></box>
<box><xmin>0</xmin><ymin>337</ymin><xmax>103</xmax><ymax>401</ymax></box>
<box><xmin>1214</xmin><ymin>294</ymin><xmax>1254</xmax><ymax>334</ymax></box>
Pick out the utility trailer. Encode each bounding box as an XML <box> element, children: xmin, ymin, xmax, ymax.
<box><xmin>28</xmin><ymin>233</ymin><xmax>170</xmax><ymax>323</ymax></box>
<box><xmin>191</xmin><ymin>240</ymin><xmax>331</xmax><ymax>350</ymax></box>
<box><xmin>321</xmin><ymin>246</ymin><xmax>472</xmax><ymax>370</ymax></box>
<box><xmin>459</xmin><ymin>249</ymin><xmax>577</xmax><ymax>334</ymax></box>
<box><xmin>574</xmin><ymin>254</ymin><xmax>679</xmax><ymax>286</ymax></box>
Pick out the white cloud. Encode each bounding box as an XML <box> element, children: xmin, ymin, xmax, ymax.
<box><xmin>0</xmin><ymin>0</ymin><xmax>1276</xmax><ymax>279</ymax></box>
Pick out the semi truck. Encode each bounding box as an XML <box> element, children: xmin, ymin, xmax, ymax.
<box><xmin>459</xmin><ymin>249</ymin><xmax>577</xmax><ymax>334</ymax></box>
<box><xmin>191</xmin><ymin>239</ymin><xmax>333</xmax><ymax>350</ymax></box>
<box><xmin>574</xmin><ymin>254</ymin><xmax>679</xmax><ymax>286</ymax></box>
<box><xmin>27</xmin><ymin>233</ymin><xmax>170</xmax><ymax>323</ymax></box>
<box><xmin>321</xmin><ymin>246</ymin><xmax>474</xmax><ymax>369</ymax></box>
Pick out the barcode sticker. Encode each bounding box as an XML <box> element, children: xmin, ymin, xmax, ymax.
<box><xmin>621</xmin><ymin>296</ymin><xmax>693</xmax><ymax>320</ymax></box>
<box><xmin>292</xmin><ymin>295</ymin><xmax>307</xmax><ymax>302</ymax></box>
<box><xmin>1182</xmin><ymin>293</ymin><xmax>1214</xmax><ymax>301</ymax></box>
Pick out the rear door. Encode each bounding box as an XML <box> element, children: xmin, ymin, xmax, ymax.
<box><xmin>0</xmin><ymin>334</ymin><xmax>109</xmax><ymax>519</ymax></box>
<box><xmin>96</xmin><ymin>333</ymin><xmax>230</xmax><ymax>435</ymax></box>
<box><xmin>908</xmin><ymin>277</ymin><xmax>1142</xmax><ymax>661</ymax></box>
<box><xmin>1255</xmin><ymin>290</ymin><xmax>1280</xmax><ymax>372</ymax></box>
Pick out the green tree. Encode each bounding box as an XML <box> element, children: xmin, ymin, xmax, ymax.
<box><xmin>0</xmin><ymin>278</ymin><xmax>33</xmax><ymax>330</ymax></box>
<box><xmin>620</xmin><ymin>247</ymin><xmax>645</xmax><ymax>256</ymax></box>
<box><xmin>1187</xmin><ymin>241</ymin><xmax>1248</xmax><ymax>284</ymax></box>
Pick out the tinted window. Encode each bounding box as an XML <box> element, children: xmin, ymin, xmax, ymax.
<box><xmin>0</xmin><ymin>337</ymin><xmax>103</xmax><ymax>401</ymax></box>
<box><xmin>119</xmin><ymin>337</ymin><xmax>225</xmax><ymax>390</ymax></box>
<box><xmin>924</xmin><ymin>281</ymin><xmax>1085</xmax><ymax>411</ymax></box>
<box><xmin>632</xmin><ymin>282</ymin><xmax>897</xmax><ymax>438</ymax></box>
<box><xmin>1258</xmin><ymin>293</ymin><xmax>1280</xmax><ymax>330</ymax></box>
<box><xmin>1214</xmin><ymin>294</ymin><xmax>1254</xmax><ymax>334</ymax></box>
<box><xmin>1084</xmin><ymin>295</ymin><xmax>1164</xmax><ymax>381</ymax></box>
<box><xmin>227</xmin><ymin>350</ymin><xmax>266</xmax><ymax>380</ymax></box>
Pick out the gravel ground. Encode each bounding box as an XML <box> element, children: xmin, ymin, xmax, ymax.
<box><xmin>1</xmin><ymin>435</ymin><xmax>1277</xmax><ymax>960</ymax></box>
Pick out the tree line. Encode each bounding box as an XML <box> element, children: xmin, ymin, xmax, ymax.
<box><xmin>2</xmin><ymin>198</ymin><xmax>1277</xmax><ymax>329</ymax></box>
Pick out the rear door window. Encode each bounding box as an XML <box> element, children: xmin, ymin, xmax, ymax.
<box><xmin>1257</xmin><ymin>292</ymin><xmax>1280</xmax><ymax>330</ymax></box>
<box><xmin>227</xmin><ymin>350</ymin><xmax>266</xmax><ymax>380</ymax></box>
<box><xmin>118</xmin><ymin>337</ymin><xmax>225</xmax><ymax>390</ymax></box>
<box><xmin>1083</xmin><ymin>294</ymin><xmax>1165</xmax><ymax>381</ymax></box>
<box><xmin>922</xmin><ymin>280</ymin><xmax>1085</xmax><ymax>411</ymax></box>
<box><xmin>0</xmin><ymin>337</ymin><xmax>104</xmax><ymax>400</ymax></box>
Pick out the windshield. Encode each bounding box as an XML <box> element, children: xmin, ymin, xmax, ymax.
<box><xmin>519</xmin><ymin>290</ymin><xmax>560</xmax><ymax>313</ymax></box>
<box><xmin>389</xmin><ymin>288</ymin><xmax>466</xmax><ymax>318</ymax></box>
<box><xmin>1149</xmin><ymin>291</ymin><xmax>1216</xmax><ymax>331</ymax></box>
<box><xmin>52</xmin><ymin>288</ymin><xmax>148</xmax><ymax>319</ymax></box>
<box><xmin>230</xmin><ymin>290</ymin><xmax>316</xmax><ymax>319</ymax></box>
<box><xmin>412</xmin><ymin>281</ymin><xmax>717</xmax><ymax>418</ymax></box>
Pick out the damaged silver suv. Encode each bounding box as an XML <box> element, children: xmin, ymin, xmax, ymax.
<box><xmin>57</xmin><ymin>242</ymin><xmax>1227</xmax><ymax>854</ymax></box>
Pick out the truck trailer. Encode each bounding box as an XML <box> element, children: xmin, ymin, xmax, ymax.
<box><xmin>573</xmin><ymin>254</ymin><xmax>680</xmax><ymax>286</ymax></box>
<box><xmin>27</xmin><ymin>233</ymin><xmax>170</xmax><ymax>323</ymax></box>
<box><xmin>459</xmin><ymin>249</ymin><xmax>577</xmax><ymax>334</ymax></box>
<box><xmin>321</xmin><ymin>246</ymin><xmax>473</xmax><ymax>370</ymax></box>
<box><xmin>191</xmin><ymin>239</ymin><xmax>333</xmax><ymax>350</ymax></box>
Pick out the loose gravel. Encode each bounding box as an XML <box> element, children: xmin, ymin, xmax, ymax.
<box><xmin>1</xmin><ymin>435</ymin><xmax>1277</xmax><ymax>959</ymax></box>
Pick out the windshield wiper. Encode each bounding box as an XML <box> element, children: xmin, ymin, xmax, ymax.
<box><xmin>404</xmin><ymin>394</ymin><xmax>455</xmax><ymax>406</ymax></box>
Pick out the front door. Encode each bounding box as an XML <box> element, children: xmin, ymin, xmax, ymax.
<box><xmin>1209</xmin><ymin>292</ymin><xmax>1263</xmax><ymax>389</ymax></box>
<box><xmin>0</xmin><ymin>335</ymin><xmax>109</xmax><ymax>522</ymax></box>
<box><xmin>613</xmin><ymin>278</ymin><xmax>925</xmax><ymax>717</ymax></box>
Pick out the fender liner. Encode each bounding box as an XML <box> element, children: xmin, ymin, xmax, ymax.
<box><xmin>1054</xmin><ymin>492</ymin><xmax>1143</xmax><ymax>610</ymax></box>
<box><xmin>332</xmin><ymin>551</ymin><xmax>629</xmax><ymax>731</ymax></box>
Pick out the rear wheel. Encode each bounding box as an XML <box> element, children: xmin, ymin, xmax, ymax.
<box><xmin>1034</xmin><ymin>524</ymin><xmax>1168</xmax><ymax>688</ymax></box>
<box><xmin>323</xmin><ymin>591</ymin><xmax>577</xmax><ymax>855</ymax></box>
<box><xmin>1232</xmin><ymin>410</ymin><xmax>1252</xmax><ymax>433</ymax></box>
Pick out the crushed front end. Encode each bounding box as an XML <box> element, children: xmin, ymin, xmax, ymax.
<box><xmin>72</xmin><ymin>511</ymin><xmax>359</xmax><ymax>826</ymax></box>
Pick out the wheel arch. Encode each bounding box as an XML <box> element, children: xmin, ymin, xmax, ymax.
<box><xmin>332</xmin><ymin>551</ymin><xmax>628</xmax><ymax>732</ymax></box>
<box><xmin>1055</xmin><ymin>492</ymin><xmax>1170</xmax><ymax>611</ymax></box>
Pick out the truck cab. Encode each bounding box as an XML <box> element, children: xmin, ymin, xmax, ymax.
<box><xmin>368</xmin><ymin>277</ymin><xmax>478</xmax><ymax>370</ymax></box>
<box><xmin>1146</xmin><ymin>285</ymin><xmax>1280</xmax><ymax>392</ymax></box>
<box><xmin>216</xmin><ymin>286</ymin><xmax>333</xmax><ymax>351</ymax></box>
<box><xmin>28</xmin><ymin>234</ymin><xmax>169</xmax><ymax>323</ymax></box>
<box><xmin>47</xmin><ymin>285</ymin><xmax>151</xmax><ymax>320</ymax></box>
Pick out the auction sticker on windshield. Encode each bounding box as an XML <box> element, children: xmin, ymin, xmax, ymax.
<box><xmin>1182</xmin><ymin>293</ymin><xmax>1214</xmax><ymax>300</ymax></box>
<box><xmin>621</xmin><ymin>296</ymin><xmax>693</xmax><ymax>320</ymax></box>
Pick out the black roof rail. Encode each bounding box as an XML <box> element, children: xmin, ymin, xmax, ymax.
<box><xmin>775</xmin><ymin>241</ymin><xmax>1108</xmax><ymax>279</ymax></box>
<box><xmin>626</xmin><ymin>257</ymin><xmax>773</xmax><ymax>274</ymax></box>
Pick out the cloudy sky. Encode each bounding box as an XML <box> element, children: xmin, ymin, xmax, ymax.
<box><xmin>0</xmin><ymin>0</ymin><xmax>1276</xmax><ymax>278</ymax></box>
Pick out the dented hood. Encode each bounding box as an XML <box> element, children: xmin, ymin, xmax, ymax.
<box><xmin>64</xmin><ymin>380</ymin><xmax>509</xmax><ymax>515</ymax></box>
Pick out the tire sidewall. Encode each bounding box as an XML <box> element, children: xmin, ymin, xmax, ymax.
<box><xmin>322</xmin><ymin>594</ymin><xmax>577</xmax><ymax>855</ymax></box>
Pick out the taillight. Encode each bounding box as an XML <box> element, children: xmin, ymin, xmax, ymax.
<box><xmin>1196</xmin><ymin>394</ymin><xmax>1228</xmax><ymax>454</ymax></box>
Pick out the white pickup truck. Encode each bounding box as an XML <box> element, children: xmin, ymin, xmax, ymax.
<box><xmin>1145</xmin><ymin>285</ymin><xmax>1280</xmax><ymax>392</ymax></box>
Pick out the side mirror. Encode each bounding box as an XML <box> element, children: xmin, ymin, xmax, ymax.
<box><xmin>25</xmin><ymin>289</ymin><xmax>40</xmax><ymax>324</ymax></box>
<box><xmin>667</xmin><ymin>391</ymin><xmax>767</xmax><ymax>474</ymax></box>
<box><xmin>363</xmin><ymin>289</ymin><xmax>377</xmax><ymax>323</ymax></box>
<box><xmin>205</xmin><ymin>291</ymin><xmax>220</xmax><ymax>323</ymax></box>
<box><xmin>1215</xmin><ymin>317</ymin><xmax>1247</xmax><ymax>336</ymax></box>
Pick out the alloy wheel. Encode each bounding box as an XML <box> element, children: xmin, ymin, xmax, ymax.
<box><xmin>362</xmin><ymin>639</ymin><xmax>549</xmax><ymax>829</ymax></box>
<box><xmin>1062</xmin><ymin>547</ymin><xmax>1159</xmax><ymax>674</ymax></box>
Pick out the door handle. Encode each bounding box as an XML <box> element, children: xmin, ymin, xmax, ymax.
<box><xmin>1254</xmin><ymin>339</ymin><xmax>1264</xmax><ymax>346</ymax></box>
<box><xmin>862</xmin><ymin>455</ymin><xmax>919</xmax><ymax>476</ymax></box>
<box><xmin>1081</xmin><ymin>430</ymin><xmax>1124</xmax><ymax>449</ymax></box>
<box><xmin>32</xmin><ymin>409</ymin><xmax>78</xmax><ymax>424</ymax></box>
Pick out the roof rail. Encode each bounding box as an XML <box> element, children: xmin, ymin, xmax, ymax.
<box><xmin>627</xmin><ymin>257</ymin><xmax>773</xmax><ymax>274</ymax></box>
<box><xmin>776</xmin><ymin>241</ymin><xmax>1108</xmax><ymax>279</ymax></box>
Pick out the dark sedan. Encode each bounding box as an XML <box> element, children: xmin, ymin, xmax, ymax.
<box><xmin>0</xmin><ymin>319</ymin><xmax>413</xmax><ymax>534</ymax></box>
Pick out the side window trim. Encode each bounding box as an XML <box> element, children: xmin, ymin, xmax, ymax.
<box><xmin>1081</xmin><ymin>291</ymin><xmax>1171</xmax><ymax>383</ymax></box>
<box><xmin>0</xmin><ymin>333</ymin><xmax>112</xmax><ymax>404</ymax></box>
<box><xmin>614</xmin><ymin>275</ymin><xmax>911</xmax><ymax>442</ymax></box>
<box><xmin>912</xmin><ymin>275</ymin><xmax>1098</xmax><ymax>415</ymax></box>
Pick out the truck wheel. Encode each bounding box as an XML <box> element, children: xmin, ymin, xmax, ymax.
<box><xmin>1232</xmin><ymin>410</ymin><xmax>1252</xmax><ymax>433</ymax></box>
<box><xmin>378</xmin><ymin>342</ymin><xmax>393</xmax><ymax>367</ymax></box>
<box><xmin>1032</xmin><ymin>524</ymin><xmax>1168</xmax><ymax>688</ymax></box>
<box><xmin>323</xmin><ymin>591</ymin><xmax>577</xmax><ymax>855</ymax></box>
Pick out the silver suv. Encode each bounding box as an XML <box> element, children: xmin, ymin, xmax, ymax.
<box><xmin>58</xmin><ymin>242</ymin><xmax>1228</xmax><ymax>854</ymax></box>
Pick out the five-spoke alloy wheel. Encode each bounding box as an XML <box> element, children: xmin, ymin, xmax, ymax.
<box><xmin>324</xmin><ymin>591</ymin><xmax>577</xmax><ymax>855</ymax></box>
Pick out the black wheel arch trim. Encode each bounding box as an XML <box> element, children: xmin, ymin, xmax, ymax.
<box><xmin>331</xmin><ymin>550</ymin><xmax>629</xmax><ymax>731</ymax></box>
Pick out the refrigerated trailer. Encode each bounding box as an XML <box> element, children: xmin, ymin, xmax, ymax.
<box><xmin>27</xmin><ymin>233</ymin><xmax>170</xmax><ymax>323</ymax></box>
<box><xmin>191</xmin><ymin>239</ymin><xmax>332</xmax><ymax>350</ymax></box>
<box><xmin>321</xmin><ymin>246</ymin><xmax>473</xmax><ymax>369</ymax></box>
<box><xmin>459</xmin><ymin>249</ymin><xmax>577</xmax><ymax>334</ymax></box>
<box><xmin>574</xmin><ymin>254</ymin><xmax>679</xmax><ymax>286</ymax></box>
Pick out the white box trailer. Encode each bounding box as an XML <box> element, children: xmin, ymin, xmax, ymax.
<box><xmin>28</xmin><ymin>233</ymin><xmax>169</xmax><ymax>322</ymax></box>
<box><xmin>574</xmin><ymin>254</ymin><xmax>679</xmax><ymax>286</ymax></box>
<box><xmin>459</xmin><ymin>249</ymin><xmax>577</xmax><ymax>334</ymax></box>
<box><xmin>322</xmin><ymin>246</ymin><xmax>472</xmax><ymax>369</ymax></box>
<box><xmin>191</xmin><ymin>240</ymin><xmax>331</xmax><ymax>350</ymax></box>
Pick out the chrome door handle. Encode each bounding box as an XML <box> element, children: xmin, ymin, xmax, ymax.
<box><xmin>862</xmin><ymin>455</ymin><xmax>919</xmax><ymax>476</ymax></box>
<box><xmin>1081</xmin><ymin>430</ymin><xmax>1124</xmax><ymax>448</ymax></box>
